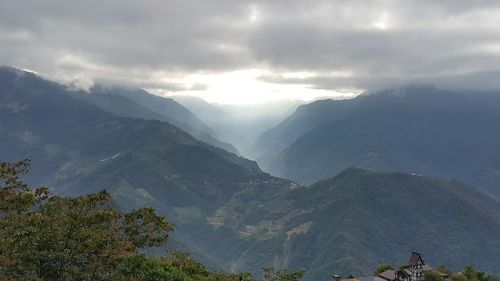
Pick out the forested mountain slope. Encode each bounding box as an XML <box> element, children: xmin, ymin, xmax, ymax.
<box><xmin>2</xmin><ymin>68</ymin><xmax>500</xmax><ymax>280</ymax></box>
<box><xmin>212</xmin><ymin>168</ymin><xmax>500</xmax><ymax>280</ymax></box>
<box><xmin>0</xmin><ymin>66</ymin><xmax>291</xmax><ymax>249</ymax></box>
<box><xmin>255</xmin><ymin>86</ymin><xmax>500</xmax><ymax>199</ymax></box>
<box><xmin>85</xmin><ymin>85</ymin><xmax>239</xmax><ymax>154</ymax></box>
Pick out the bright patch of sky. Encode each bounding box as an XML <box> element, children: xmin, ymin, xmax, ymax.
<box><xmin>152</xmin><ymin>69</ymin><xmax>357</xmax><ymax>105</ymax></box>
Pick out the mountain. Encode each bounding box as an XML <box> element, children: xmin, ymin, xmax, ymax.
<box><xmin>254</xmin><ymin>86</ymin><xmax>500</xmax><ymax>199</ymax></box>
<box><xmin>86</xmin><ymin>85</ymin><xmax>239</xmax><ymax>154</ymax></box>
<box><xmin>253</xmin><ymin>96</ymin><xmax>358</xmax><ymax>158</ymax></box>
<box><xmin>173</xmin><ymin>95</ymin><xmax>231</xmax><ymax>126</ymax></box>
<box><xmin>174</xmin><ymin>95</ymin><xmax>301</xmax><ymax>157</ymax></box>
<box><xmin>2</xmin><ymin>68</ymin><xmax>500</xmax><ymax>280</ymax></box>
<box><xmin>0</xmin><ymin>66</ymin><xmax>291</xmax><ymax>252</ymax></box>
<box><xmin>208</xmin><ymin>168</ymin><xmax>500</xmax><ymax>280</ymax></box>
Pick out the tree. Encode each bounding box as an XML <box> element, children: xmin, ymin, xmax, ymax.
<box><xmin>436</xmin><ymin>265</ymin><xmax>452</xmax><ymax>276</ymax></box>
<box><xmin>424</xmin><ymin>271</ymin><xmax>446</xmax><ymax>281</ymax></box>
<box><xmin>0</xmin><ymin>160</ymin><xmax>305</xmax><ymax>281</ymax></box>
<box><xmin>374</xmin><ymin>264</ymin><xmax>394</xmax><ymax>275</ymax></box>
<box><xmin>0</xmin><ymin>160</ymin><xmax>173</xmax><ymax>281</ymax></box>
<box><xmin>464</xmin><ymin>266</ymin><xmax>481</xmax><ymax>281</ymax></box>
<box><xmin>451</xmin><ymin>273</ymin><xmax>468</xmax><ymax>281</ymax></box>
<box><xmin>262</xmin><ymin>267</ymin><xmax>305</xmax><ymax>281</ymax></box>
<box><xmin>461</xmin><ymin>266</ymin><xmax>500</xmax><ymax>281</ymax></box>
<box><xmin>0</xmin><ymin>159</ymin><xmax>47</xmax><ymax>212</ymax></box>
<box><xmin>119</xmin><ymin>252</ymin><xmax>257</xmax><ymax>281</ymax></box>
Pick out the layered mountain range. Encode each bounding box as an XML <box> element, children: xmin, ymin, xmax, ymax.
<box><xmin>1</xmin><ymin>67</ymin><xmax>500</xmax><ymax>279</ymax></box>
<box><xmin>0</xmin><ymin>66</ymin><xmax>287</xmax><ymax>224</ymax></box>
<box><xmin>81</xmin><ymin>84</ymin><xmax>239</xmax><ymax>154</ymax></box>
<box><xmin>254</xmin><ymin>86</ymin><xmax>500</xmax><ymax>200</ymax></box>
<box><xmin>173</xmin><ymin>95</ymin><xmax>300</xmax><ymax>157</ymax></box>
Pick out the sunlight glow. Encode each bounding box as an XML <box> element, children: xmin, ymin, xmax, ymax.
<box><xmin>148</xmin><ymin>69</ymin><xmax>359</xmax><ymax>105</ymax></box>
<box><xmin>373</xmin><ymin>12</ymin><xmax>389</xmax><ymax>30</ymax></box>
<box><xmin>249</xmin><ymin>5</ymin><xmax>259</xmax><ymax>22</ymax></box>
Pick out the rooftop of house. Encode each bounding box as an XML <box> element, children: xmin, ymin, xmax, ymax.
<box><xmin>377</xmin><ymin>252</ymin><xmax>449</xmax><ymax>281</ymax></box>
<box><xmin>333</xmin><ymin>252</ymin><xmax>449</xmax><ymax>281</ymax></box>
<box><xmin>379</xmin><ymin>270</ymin><xmax>397</xmax><ymax>281</ymax></box>
<box><xmin>407</xmin><ymin>252</ymin><xmax>425</xmax><ymax>266</ymax></box>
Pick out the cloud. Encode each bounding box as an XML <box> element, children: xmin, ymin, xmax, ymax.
<box><xmin>1</xmin><ymin>0</ymin><xmax>500</xmax><ymax>99</ymax></box>
<box><xmin>0</xmin><ymin>1</ymin><xmax>256</xmax><ymax>85</ymax></box>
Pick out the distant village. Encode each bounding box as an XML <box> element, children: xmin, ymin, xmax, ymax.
<box><xmin>333</xmin><ymin>252</ymin><xmax>449</xmax><ymax>281</ymax></box>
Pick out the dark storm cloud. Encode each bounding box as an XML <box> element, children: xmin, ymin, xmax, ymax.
<box><xmin>1</xmin><ymin>0</ymin><xmax>500</xmax><ymax>93</ymax></box>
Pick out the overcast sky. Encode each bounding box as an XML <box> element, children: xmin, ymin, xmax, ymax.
<box><xmin>1</xmin><ymin>0</ymin><xmax>500</xmax><ymax>104</ymax></box>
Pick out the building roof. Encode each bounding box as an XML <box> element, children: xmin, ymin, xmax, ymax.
<box><xmin>407</xmin><ymin>252</ymin><xmax>425</xmax><ymax>266</ymax></box>
<box><xmin>422</xmin><ymin>264</ymin><xmax>433</xmax><ymax>271</ymax></box>
<box><xmin>358</xmin><ymin>277</ymin><xmax>386</xmax><ymax>281</ymax></box>
<box><xmin>379</xmin><ymin>270</ymin><xmax>397</xmax><ymax>281</ymax></box>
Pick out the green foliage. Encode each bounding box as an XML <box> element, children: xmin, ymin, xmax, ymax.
<box><xmin>256</xmin><ymin>86</ymin><xmax>500</xmax><ymax>200</ymax></box>
<box><xmin>374</xmin><ymin>264</ymin><xmax>394</xmax><ymax>275</ymax></box>
<box><xmin>461</xmin><ymin>266</ymin><xmax>500</xmax><ymax>281</ymax></box>
<box><xmin>87</xmin><ymin>85</ymin><xmax>239</xmax><ymax>154</ymax></box>
<box><xmin>3</xmin><ymin>69</ymin><xmax>500</xmax><ymax>280</ymax></box>
<box><xmin>0</xmin><ymin>68</ymin><xmax>292</xmax><ymax>277</ymax></box>
<box><xmin>144</xmin><ymin>261</ymin><xmax>189</xmax><ymax>281</ymax></box>
<box><xmin>0</xmin><ymin>159</ymin><xmax>46</xmax><ymax>211</ymax></box>
<box><xmin>424</xmin><ymin>271</ymin><xmax>446</xmax><ymax>281</ymax></box>
<box><xmin>117</xmin><ymin>252</ymin><xmax>260</xmax><ymax>281</ymax></box>
<box><xmin>0</xmin><ymin>160</ymin><xmax>288</xmax><ymax>281</ymax></box>
<box><xmin>424</xmin><ymin>265</ymin><xmax>500</xmax><ymax>281</ymax></box>
<box><xmin>436</xmin><ymin>266</ymin><xmax>452</xmax><ymax>276</ymax></box>
<box><xmin>0</xmin><ymin>160</ymin><xmax>173</xmax><ymax>281</ymax></box>
<box><xmin>451</xmin><ymin>274</ymin><xmax>469</xmax><ymax>281</ymax></box>
<box><xmin>375</xmin><ymin>263</ymin><xmax>499</xmax><ymax>281</ymax></box>
<box><xmin>262</xmin><ymin>267</ymin><xmax>305</xmax><ymax>281</ymax></box>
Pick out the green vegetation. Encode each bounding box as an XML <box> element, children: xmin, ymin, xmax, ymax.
<box><xmin>424</xmin><ymin>265</ymin><xmax>500</xmax><ymax>281</ymax></box>
<box><xmin>262</xmin><ymin>267</ymin><xmax>305</xmax><ymax>281</ymax></box>
<box><xmin>2</xmin><ymin>68</ymin><xmax>500</xmax><ymax>280</ymax></box>
<box><xmin>0</xmin><ymin>159</ymin><xmax>304</xmax><ymax>281</ymax></box>
<box><xmin>374</xmin><ymin>264</ymin><xmax>394</xmax><ymax>275</ymax></box>
<box><xmin>456</xmin><ymin>266</ymin><xmax>500</xmax><ymax>281</ymax></box>
<box><xmin>85</xmin><ymin>85</ymin><xmax>239</xmax><ymax>154</ymax></box>
<box><xmin>424</xmin><ymin>271</ymin><xmax>447</xmax><ymax>281</ymax></box>
<box><xmin>371</xmin><ymin>263</ymin><xmax>500</xmax><ymax>281</ymax></box>
<box><xmin>217</xmin><ymin>168</ymin><xmax>500</xmax><ymax>280</ymax></box>
<box><xmin>254</xmin><ymin>86</ymin><xmax>500</xmax><ymax>199</ymax></box>
<box><xmin>0</xmin><ymin>159</ymin><xmax>172</xmax><ymax>280</ymax></box>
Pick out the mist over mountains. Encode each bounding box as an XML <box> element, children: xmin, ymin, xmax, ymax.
<box><xmin>83</xmin><ymin>85</ymin><xmax>240</xmax><ymax>155</ymax></box>
<box><xmin>3</xmin><ymin>1</ymin><xmax>500</xmax><ymax>280</ymax></box>
<box><xmin>1</xmin><ymin>66</ymin><xmax>500</xmax><ymax>279</ymax></box>
<box><xmin>173</xmin><ymin>95</ymin><xmax>301</xmax><ymax>157</ymax></box>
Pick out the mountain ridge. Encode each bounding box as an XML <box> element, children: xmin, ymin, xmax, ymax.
<box><xmin>204</xmin><ymin>167</ymin><xmax>500</xmax><ymax>279</ymax></box>
<box><xmin>2</xmin><ymin>67</ymin><xmax>500</xmax><ymax>280</ymax></box>
<box><xmin>255</xmin><ymin>86</ymin><xmax>500</xmax><ymax>199</ymax></box>
<box><xmin>87</xmin><ymin>84</ymin><xmax>240</xmax><ymax>154</ymax></box>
